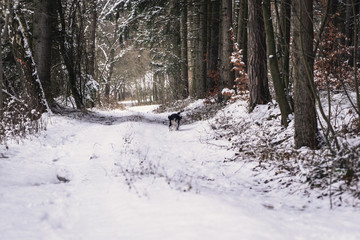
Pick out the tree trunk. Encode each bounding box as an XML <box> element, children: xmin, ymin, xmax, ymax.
<box><xmin>237</xmin><ymin>0</ymin><xmax>247</xmax><ymax>66</ymax></box>
<box><xmin>56</xmin><ymin>0</ymin><xmax>84</xmax><ymax>110</ymax></box>
<box><xmin>14</xmin><ymin>6</ymin><xmax>51</xmax><ymax>116</ymax></box>
<box><xmin>262</xmin><ymin>0</ymin><xmax>292</xmax><ymax>127</ymax></box>
<box><xmin>208</xmin><ymin>0</ymin><xmax>220</xmax><ymax>94</ymax></box>
<box><xmin>88</xmin><ymin>0</ymin><xmax>97</xmax><ymax>107</ymax></box>
<box><xmin>352</xmin><ymin>0</ymin><xmax>360</xmax><ymax>118</ymax></box>
<box><xmin>0</xmin><ymin>22</ymin><xmax>3</xmax><ymax>118</ymax></box>
<box><xmin>180</xmin><ymin>2</ymin><xmax>188</xmax><ymax>98</ymax></box>
<box><xmin>33</xmin><ymin>0</ymin><xmax>56</xmax><ymax>110</ymax></box>
<box><xmin>219</xmin><ymin>0</ymin><xmax>234</xmax><ymax>100</ymax></box>
<box><xmin>291</xmin><ymin>0</ymin><xmax>317</xmax><ymax>149</ymax></box>
<box><xmin>197</xmin><ymin>0</ymin><xmax>207</xmax><ymax>98</ymax></box>
<box><xmin>279</xmin><ymin>0</ymin><xmax>291</xmax><ymax>95</ymax></box>
<box><xmin>105</xmin><ymin>13</ymin><xmax>119</xmax><ymax>104</ymax></box>
<box><xmin>88</xmin><ymin>0</ymin><xmax>97</xmax><ymax>78</ymax></box>
<box><xmin>187</xmin><ymin>0</ymin><xmax>195</xmax><ymax>97</ymax></box>
<box><xmin>1</xmin><ymin>0</ymin><xmax>11</xmax><ymax>118</ymax></box>
<box><xmin>247</xmin><ymin>0</ymin><xmax>271</xmax><ymax>111</ymax></box>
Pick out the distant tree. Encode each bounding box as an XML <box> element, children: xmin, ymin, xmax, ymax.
<box><xmin>187</xmin><ymin>0</ymin><xmax>196</xmax><ymax>97</ymax></box>
<box><xmin>207</xmin><ymin>0</ymin><xmax>220</xmax><ymax>94</ymax></box>
<box><xmin>87</xmin><ymin>0</ymin><xmax>98</xmax><ymax>107</ymax></box>
<box><xmin>279</xmin><ymin>0</ymin><xmax>291</xmax><ymax>95</ymax></box>
<box><xmin>236</xmin><ymin>0</ymin><xmax>247</xmax><ymax>65</ymax></box>
<box><xmin>197</xmin><ymin>0</ymin><xmax>207</xmax><ymax>99</ymax></box>
<box><xmin>180</xmin><ymin>1</ymin><xmax>188</xmax><ymax>98</ymax></box>
<box><xmin>88</xmin><ymin>0</ymin><xmax>97</xmax><ymax>79</ymax></box>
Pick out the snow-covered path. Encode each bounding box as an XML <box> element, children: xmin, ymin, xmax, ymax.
<box><xmin>0</xmin><ymin>106</ymin><xmax>359</xmax><ymax>240</ymax></box>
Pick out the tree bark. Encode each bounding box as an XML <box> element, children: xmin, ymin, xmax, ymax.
<box><xmin>279</xmin><ymin>0</ymin><xmax>291</xmax><ymax>94</ymax></box>
<box><xmin>291</xmin><ymin>0</ymin><xmax>317</xmax><ymax>149</ymax></box>
<box><xmin>33</xmin><ymin>0</ymin><xmax>56</xmax><ymax>109</ymax></box>
<box><xmin>88</xmin><ymin>0</ymin><xmax>97</xmax><ymax>78</ymax></box>
<box><xmin>208</xmin><ymin>0</ymin><xmax>220</xmax><ymax>94</ymax></box>
<box><xmin>187</xmin><ymin>0</ymin><xmax>195</xmax><ymax>97</ymax></box>
<box><xmin>247</xmin><ymin>0</ymin><xmax>271</xmax><ymax>111</ymax></box>
<box><xmin>180</xmin><ymin>2</ymin><xmax>188</xmax><ymax>98</ymax></box>
<box><xmin>262</xmin><ymin>0</ymin><xmax>292</xmax><ymax>127</ymax></box>
<box><xmin>197</xmin><ymin>0</ymin><xmax>207</xmax><ymax>98</ymax></box>
<box><xmin>219</xmin><ymin>0</ymin><xmax>234</xmax><ymax>100</ymax></box>
<box><xmin>236</xmin><ymin>0</ymin><xmax>247</xmax><ymax>66</ymax></box>
<box><xmin>105</xmin><ymin>17</ymin><xmax>118</xmax><ymax>104</ymax></box>
<box><xmin>0</xmin><ymin>22</ymin><xmax>3</xmax><ymax>118</ymax></box>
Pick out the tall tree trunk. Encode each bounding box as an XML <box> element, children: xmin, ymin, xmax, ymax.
<box><xmin>33</xmin><ymin>0</ymin><xmax>56</xmax><ymax>110</ymax></box>
<box><xmin>219</xmin><ymin>0</ymin><xmax>234</xmax><ymax>100</ymax></box>
<box><xmin>279</xmin><ymin>0</ymin><xmax>291</xmax><ymax>95</ymax></box>
<box><xmin>192</xmin><ymin>1</ymin><xmax>200</xmax><ymax>98</ymax></box>
<box><xmin>187</xmin><ymin>0</ymin><xmax>195</xmax><ymax>97</ymax></box>
<box><xmin>105</xmin><ymin>18</ymin><xmax>118</xmax><ymax>104</ymax></box>
<box><xmin>247</xmin><ymin>0</ymin><xmax>271</xmax><ymax>111</ymax></box>
<box><xmin>208</xmin><ymin>0</ymin><xmax>220</xmax><ymax>94</ymax></box>
<box><xmin>14</xmin><ymin>6</ymin><xmax>51</xmax><ymax>116</ymax></box>
<box><xmin>88</xmin><ymin>0</ymin><xmax>97</xmax><ymax>78</ymax></box>
<box><xmin>88</xmin><ymin>0</ymin><xmax>97</xmax><ymax>107</ymax></box>
<box><xmin>237</xmin><ymin>0</ymin><xmax>247</xmax><ymax>66</ymax></box>
<box><xmin>352</xmin><ymin>0</ymin><xmax>360</xmax><ymax>117</ymax></box>
<box><xmin>0</xmin><ymin>0</ymin><xmax>11</xmax><ymax>118</ymax></box>
<box><xmin>180</xmin><ymin>2</ymin><xmax>188</xmax><ymax>98</ymax></box>
<box><xmin>0</xmin><ymin>22</ymin><xmax>3</xmax><ymax>118</ymax></box>
<box><xmin>197</xmin><ymin>0</ymin><xmax>207</xmax><ymax>98</ymax></box>
<box><xmin>292</xmin><ymin>0</ymin><xmax>317</xmax><ymax>149</ymax></box>
<box><xmin>262</xmin><ymin>0</ymin><xmax>292</xmax><ymax>127</ymax></box>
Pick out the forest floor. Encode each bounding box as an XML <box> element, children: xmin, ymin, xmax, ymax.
<box><xmin>0</xmin><ymin>96</ymin><xmax>360</xmax><ymax>240</ymax></box>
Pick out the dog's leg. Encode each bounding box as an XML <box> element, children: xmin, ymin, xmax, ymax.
<box><xmin>169</xmin><ymin>119</ymin><xmax>176</xmax><ymax>131</ymax></box>
<box><xmin>168</xmin><ymin>117</ymin><xmax>172</xmax><ymax>128</ymax></box>
<box><xmin>176</xmin><ymin>119</ymin><xmax>180</xmax><ymax>130</ymax></box>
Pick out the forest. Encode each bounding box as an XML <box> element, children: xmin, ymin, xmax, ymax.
<box><xmin>1</xmin><ymin>0</ymin><xmax>360</xmax><ymax>203</ymax></box>
<box><xmin>1</xmin><ymin>0</ymin><xmax>360</xmax><ymax>238</ymax></box>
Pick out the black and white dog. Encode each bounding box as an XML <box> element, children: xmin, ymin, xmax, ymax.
<box><xmin>168</xmin><ymin>111</ymin><xmax>183</xmax><ymax>131</ymax></box>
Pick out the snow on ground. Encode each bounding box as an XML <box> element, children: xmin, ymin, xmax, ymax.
<box><xmin>0</xmin><ymin>103</ymin><xmax>360</xmax><ymax>240</ymax></box>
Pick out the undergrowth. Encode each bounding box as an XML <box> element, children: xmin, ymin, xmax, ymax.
<box><xmin>0</xmin><ymin>95</ymin><xmax>46</xmax><ymax>145</ymax></box>
<box><xmin>155</xmin><ymin>97</ymin><xmax>226</xmax><ymax>125</ymax></box>
<box><xmin>156</xmin><ymin>95</ymin><xmax>360</xmax><ymax>208</ymax></box>
<box><xmin>207</xmin><ymin>98</ymin><xmax>360</xmax><ymax>208</ymax></box>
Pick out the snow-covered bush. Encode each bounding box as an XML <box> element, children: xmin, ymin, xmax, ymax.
<box><xmin>0</xmin><ymin>95</ymin><xmax>46</xmax><ymax>144</ymax></box>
